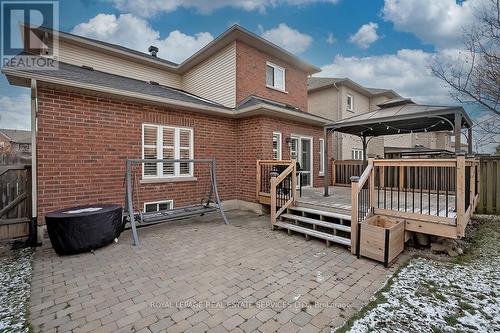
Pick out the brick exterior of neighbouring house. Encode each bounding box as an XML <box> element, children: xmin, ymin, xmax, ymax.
<box><xmin>236</xmin><ymin>41</ymin><xmax>309</xmax><ymax>112</ymax></box>
<box><xmin>36</xmin><ymin>87</ymin><xmax>330</xmax><ymax>222</ymax></box>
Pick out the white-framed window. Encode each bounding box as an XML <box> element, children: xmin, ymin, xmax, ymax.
<box><xmin>347</xmin><ymin>94</ymin><xmax>354</xmax><ymax>112</ymax></box>
<box><xmin>272</xmin><ymin>132</ymin><xmax>282</xmax><ymax>160</ymax></box>
<box><xmin>319</xmin><ymin>139</ymin><xmax>325</xmax><ymax>175</ymax></box>
<box><xmin>144</xmin><ymin>200</ymin><xmax>173</xmax><ymax>213</ymax></box>
<box><xmin>266</xmin><ymin>62</ymin><xmax>285</xmax><ymax>91</ymax></box>
<box><xmin>352</xmin><ymin>148</ymin><xmax>363</xmax><ymax>160</ymax></box>
<box><xmin>142</xmin><ymin>124</ymin><xmax>194</xmax><ymax>178</ymax></box>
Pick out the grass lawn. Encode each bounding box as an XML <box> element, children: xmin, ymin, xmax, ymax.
<box><xmin>0</xmin><ymin>247</ymin><xmax>33</xmax><ymax>333</ymax></box>
<box><xmin>336</xmin><ymin>215</ymin><xmax>500</xmax><ymax>333</ymax></box>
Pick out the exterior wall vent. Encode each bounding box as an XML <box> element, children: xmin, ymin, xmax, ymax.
<box><xmin>148</xmin><ymin>46</ymin><xmax>159</xmax><ymax>57</ymax></box>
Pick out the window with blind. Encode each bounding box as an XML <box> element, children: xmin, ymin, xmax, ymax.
<box><xmin>142</xmin><ymin>124</ymin><xmax>194</xmax><ymax>178</ymax></box>
<box><xmin>272</xmin><ymin>132</ymin><xmax>282</xmax><ymax>160</ymax></box>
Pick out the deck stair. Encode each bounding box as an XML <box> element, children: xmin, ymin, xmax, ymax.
<box><xmin>275</xmin><ymin>205</ymin><xmax>351</xmax><ymax>247</ymax></box>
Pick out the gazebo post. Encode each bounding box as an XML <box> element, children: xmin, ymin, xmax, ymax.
<box><xmin>323</xmin><ymin>127</ymin><xmax>330</xmax><ymax>197</ymax></box>
<box><xmin>454</xmin><ymin>112</ymin><xmax>462</xmax><ymax>153</ymax></box>
<box><xmin>362</xmin><ymin>136</ymin><xmax>368</xmax><ymax>164</ymax></box>
<box><xmin>467</xmin><ymin>127</ymin><xmax>473</xmax><ymax>154</ymax></box>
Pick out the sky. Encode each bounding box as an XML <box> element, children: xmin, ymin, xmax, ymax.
<box><xmin>0</xmin><ymin>0</ymin><xmax>497</xmax><ymax>152</ymax></box>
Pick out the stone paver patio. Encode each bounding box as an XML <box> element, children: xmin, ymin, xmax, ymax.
<box><xmin>30</xmin><ymin>210</ymin><xmax>405</xmax><ymax>333</ymax></box>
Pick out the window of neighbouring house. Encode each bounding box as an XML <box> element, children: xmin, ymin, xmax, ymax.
<box><xmin>144</xmin><ymin>200</ymin><xmax>173</xmax><ymax>212</ymax></box>
<box><xmin>142</xmin><ymin>124</ymin><xmax>193</xmax><ymax>178</ymax></box>
<box><xmin>272</xmin><ymin>132</ymin><xmax>282</xmax><ymax>160</ymax></box>
<box><xmin>347</xmin><ymin>94</ymin><xmax>354</xmax><ymax>112</ymax></box>
<box><xmin>266</xmin><ymin>62</ymin><xmax>285</xmax><ymax>91</ymax></box>
<box><xmin>319</xmin><ymin>139</ymin><xmax>325</xmax><ymax>175</ymax></box>
<box><xmin>352</xmin><ymin>148</ymin><xmax>363</xmax><ymax>160</ymax></box>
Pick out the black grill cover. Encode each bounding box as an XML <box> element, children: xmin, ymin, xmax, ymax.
<box><xmin>45</xmin><ymin>204</ymin><xmax>123</xmax><ymax>255</ymax></box>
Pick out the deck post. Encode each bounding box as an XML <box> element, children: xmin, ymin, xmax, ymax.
<box><xmin>350</xmin><ymin>176</ymin><xmax>360</xmax><ymax>254</ymax></box>
<box><xmin>467</xmin><ymin>127</ymin><xmax>473</xmax><ymax>154</ymax></box>
<box><xmin>470</xmin><ymin>159</ymin><xmax>476</xmax><ymax>217</ymax></box>
<box><xmin>456</xmin><ymin>154</ymin><xmax>466</xmax><ymax>237</ymax></box>
<box><xmin>324</xmin><ymin>128</ymin><xmax>330</xmax><ymax>197</ymax></box>
<box><xmin>369</xmin><ymin>159</ymin><xmax>375</xmax><ymax>209</ymax></box>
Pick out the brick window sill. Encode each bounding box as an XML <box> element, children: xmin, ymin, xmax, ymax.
<box><xmin>266</xmin><ymin>85</ymin><xmax>288</xmax><ymax>94</ymax></box>
<box><xmin>140</xmin><ymin>177</ymin><xmax>197</xmax><ymax>184</ymax></box>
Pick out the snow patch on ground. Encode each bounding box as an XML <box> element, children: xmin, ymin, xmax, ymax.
<box><xmin>0</xmin><ymin>248</ymin><xmax>33</xmax><ymax>333</ymax></box>
<box><xmin>346</xmin><ymin>255</ymin><xmax>500</xmax><ymax>333</ymax></box>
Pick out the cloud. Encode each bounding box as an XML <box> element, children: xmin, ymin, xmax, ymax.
<box><xmin>349</xmin><ymin>22</ymin><xmax>379</xmax><ymax>49</ymax></box>
<box><xmin>319</xmin><ymin>49</ymin><xmax>451</xmax><ymax>104</ymax></box>
<box><xmin>0</xmin><ymin>93</ymin><xmax>31</xmax><ymax>130</ymax></box>
<box><xmin>326</xmin><ymin>32</ymin><xmax>336</xmax><ymax>45</ymax></box>
<box><xmin>112</xmin><ymin>0</ymin><xmax>339</xmax><ymax>16</ymax></box>
<box><xmin>382</xmin><ymin>0</ymin><xmax>479</xmax><ymax>48</ymax></box>
<box><xmin>259</xmin><ymin>23</ymin><xmax>313</xmax><ymax>54</ymax></box>
<box><xmin>72</xmin><ymin>14</ymin><xmax>213</xmax><ymax>63</ymax></box>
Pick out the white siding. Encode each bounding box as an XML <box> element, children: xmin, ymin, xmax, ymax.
<box><xmin>54</xmin><ymin>39</ymin><xmax>182</xmax><ymax>88</ymax></box>
<box><xmin>182</xmin><ymin>42</ymin><xmax>236</xmax><ymax>108</ymax></box>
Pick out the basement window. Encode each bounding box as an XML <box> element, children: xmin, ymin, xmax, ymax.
<box><xmin>266</xmin><ymin>62</ymin><xmax>285</xmax><ymax>91</ymax></box>
<box><xmin>144</xmin><ymin>200</ymin><xmax>173</xmax><ymax>212</ymax></box>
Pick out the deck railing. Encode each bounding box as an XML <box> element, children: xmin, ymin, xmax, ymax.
<box><xmin>256</xmin><ymin>160</ymin><xmax>294</xmax><ymax>205</ymax></box>
<box><xmin>351</xmin><ymin>155</ymin><xmax>480</xmax><ymax>246</ymax></box>
<box><xmin>270</xmin><ymin>163</ymin><xmax>297</xmax><ymax>224</ymax></box>
<box><xmin>332</xmin><ymin>159</ymin><xmax>365</xmax><ymax>186</ymax></box>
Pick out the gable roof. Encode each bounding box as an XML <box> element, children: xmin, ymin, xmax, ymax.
<box><xmin>308</xmin><ymin>77</ymin><xmax>400</xmax><ymax>98</ymax></box>
<box><xmin>0</xmin><ymin>129</ymin><xmax>31</xmax><ymax>143</ymax></box>
<box><xmin>34</xmin><ymin>24</ymin><xmax>320</xmax><ymax>74</ymax></box>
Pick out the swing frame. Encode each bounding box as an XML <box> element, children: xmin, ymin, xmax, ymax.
<box><xmin>124</xmin><ymin>158</ymin><xmax>229</xmax><ymax>245</ymax></box>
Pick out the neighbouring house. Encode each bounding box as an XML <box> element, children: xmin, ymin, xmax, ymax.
<box><xmin>307</xmin><ymin>77</ymin><xmax>459</xmax><ymax>160</ymax></box>
<box><xmin>2</xmin><ymin>24</ymin><xmax>333</xmax><ymax>226</ymax></box>
<box><xmin>0</xmin><ymin>128</ymin><xmax>31</xmax><ymax>154</ymax></box>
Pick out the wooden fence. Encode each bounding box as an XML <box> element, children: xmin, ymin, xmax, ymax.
<box><xmin>0</xmin><ymin>164</ymin><xmax>32</xmax><ymax>240</ymax></box>
<box><xmin>476</xmin><ymin>156</ymin><xmax>500</xmax><ymax>214</ymax></box>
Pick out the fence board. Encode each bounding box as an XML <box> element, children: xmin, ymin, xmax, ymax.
<box><xmin>477</xmin><ymin>156</ymin><xmax>500</xmax><ymax>214</ymax></box>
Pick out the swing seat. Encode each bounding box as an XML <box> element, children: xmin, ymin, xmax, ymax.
<box><xmin>137</xmin><ymin>204</ymin><xmax>218</xmax><ymax>225</ymax></box>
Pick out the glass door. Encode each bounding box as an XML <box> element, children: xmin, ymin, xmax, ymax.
<box><xmin>300</xmin><ymin>138</ymin><xmax>312</xmax><ymax>186</ymax></box>
<box><xmin>290</xmin><ymin>136</ymin><xmax>312</xmax><ymax>187</ymax></box>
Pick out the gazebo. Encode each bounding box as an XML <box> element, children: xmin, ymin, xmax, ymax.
<box><xmin>322</xmin><ymin>98</ymin><xmax>474</xmax><ymax>195</ymax></box>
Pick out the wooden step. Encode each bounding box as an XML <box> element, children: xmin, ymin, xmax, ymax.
<box><xmin>275</xmin><ymin>221</ymin><xmax>351</xmax><ymax>246</ymax></box>
<box><xmin>294</xmin><ymin>201</ymin><xmax>352</xmax><ymax>216</ymax></box>
<box><xmin>280</xmin><ymin>213</ymin><xmax>351</xmax><ymax>233</ymax></box>
<box><xmin>287</xmin><ymin>206</ymin><xmax>351</xmax><ymax>221</ymax></box>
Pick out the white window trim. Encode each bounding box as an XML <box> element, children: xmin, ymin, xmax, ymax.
<box><xmin>266</xmin><ymin>61</ymin><xmax>287</xmax><ymax>93</ymax></box>
<box><xmin>272</xmin><ymin>132</ymin><xmax>282</xmax><ymax>160</ymax></box>
<box><xmin>346</xmin><ymin>94</ymin><xmax>354</xmax><ymax>112</ymax></box>
<box><xmin>319</xmin><ymin>138</ymin><xmax>325</xmax><ymax>176</ymax></box>
<box><xmin>352</xmin><ymin>148</ymin><xmax>363</xmax><ymax>160</ymax></box>
<box><xmin>142</xmin><ymin>124</ymin><xmax>194</xmax><ymax>179</ymax></box>
<box><xmin>143</xmin><ymin>200</ymin><xmax>174</xmax><ymax>212</ymax></box>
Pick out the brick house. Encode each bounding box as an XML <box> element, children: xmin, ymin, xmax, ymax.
<box><xmin>2</xmin><ymin>25</ymin><xmax>332</xmax><ymax>225</ymax></box>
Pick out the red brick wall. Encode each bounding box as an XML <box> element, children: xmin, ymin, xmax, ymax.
<box><xmin>236</xmin><ymin>41</ymin><xmax>309</xmax><ymax>112</ymax></box>
<box><xmin>35</xmin><ymin>88</ymin><xmax>329</xmax><ymax>221</ymax></box>
<box><xmin>36</xmin><ymin>88</ymin><xmax>238</xmax><ymax>220</ymax></box>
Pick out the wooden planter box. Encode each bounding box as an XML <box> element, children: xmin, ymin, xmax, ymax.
<box><xmin>357</xmin><ymin>215</ymin><xmax>404</xmax><ymax>267</ymax></box>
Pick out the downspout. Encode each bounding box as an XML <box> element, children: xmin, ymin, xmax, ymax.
<box><xmin>30</xmin><ymin>79</ymin><xmax>39</xmax><ymax>243</ymax></box>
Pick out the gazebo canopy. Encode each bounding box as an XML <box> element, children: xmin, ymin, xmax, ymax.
<box><xmin>325</xmin><ymin>98</ymin><xmax>473</xmax><ymax>137</ymax></box>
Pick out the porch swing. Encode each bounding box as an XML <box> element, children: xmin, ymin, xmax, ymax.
<box><xmin>123</xmin><ymin>158</ymin><xmax>229</xmax><ymax>245</ymax></box>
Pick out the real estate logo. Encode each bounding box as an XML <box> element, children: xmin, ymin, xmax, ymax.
<box><xmin>1</xmin><ymin>0</ymin><xmax>59</xmax><ymax>70</ymax></box>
